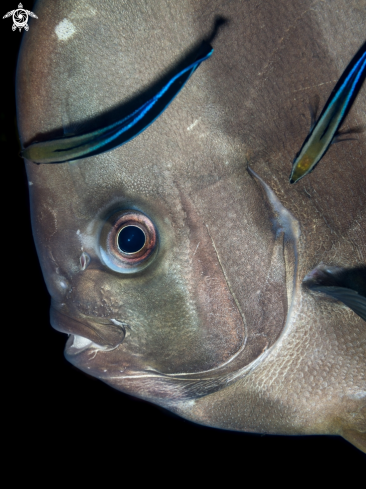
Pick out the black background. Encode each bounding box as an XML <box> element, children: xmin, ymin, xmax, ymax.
<box><xmin>2</xmin><ymin>0</ymin><xmax>365</xmax><ymax>478</ymax></box>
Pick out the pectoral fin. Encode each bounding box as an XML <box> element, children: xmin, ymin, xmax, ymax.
<box><xmin>303</xmin><ymin>264</ymin><xmax>366</xmax><ymax>321</ymax></box>
<box><xmin>331</xmin><ymin>124</ymin><xmax>365</xmax><ymax>144</ymax></box>
<box><xmin>310</xmin><ymin>286</ymin><xmax>366</xmax><ymax>322</ymax></box>
<box><xmin>309</xmin><ymin>93</ymin><xmax>320</xmax><ymax>131</ymax></box>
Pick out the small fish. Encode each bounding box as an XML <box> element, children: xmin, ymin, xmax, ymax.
<box><xmin>290</xmin><ymin>41</ymin><xmax>366</xmax><ymax>183</ymax></box>
<box><xmin>21</xmin><ymin>43</ymin><xmax>213</xmax><ymax>164</ymax></box>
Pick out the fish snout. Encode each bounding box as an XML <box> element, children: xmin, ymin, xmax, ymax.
<box><xmin>44</xmin><ymin>273</ymin><xmax>72</xmax><ymax>303</ymax></box>
<box><xmin>50</xmin><ymin>305</ymin><xmax>126</xmax><ymax>350</ymax></box>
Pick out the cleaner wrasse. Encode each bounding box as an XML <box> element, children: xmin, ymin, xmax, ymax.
<box><xmin>290</xmin><ymin>41</ymin><xmax>366</xmax><ymax>183</ymax></box>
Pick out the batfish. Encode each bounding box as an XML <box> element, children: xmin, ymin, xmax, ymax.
<box><xmin>17</xmin><ymin>0</ymin><xmax>366</xmax><ymax>452</ymax></box>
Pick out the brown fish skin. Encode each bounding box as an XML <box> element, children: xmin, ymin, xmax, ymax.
<box><xmin>17</xmin><ymin>0</ymin><xmax>365</xmax><ymax>451</ymax></box>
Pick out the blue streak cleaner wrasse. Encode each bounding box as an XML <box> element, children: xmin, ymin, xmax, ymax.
<box><xmin>290</xmin><ymin>41</ymin><xmax>366</xmax><ymax>183</ymax></box>
<box><xmin>21</xmin><ymin>43</ymin><xmax>213</xmax><ymax>164</ymax></box>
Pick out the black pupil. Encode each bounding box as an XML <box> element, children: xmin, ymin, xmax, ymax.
<box><xmin>118</xmin><ymin>226</ymin><xmax>145</xmax><ymax>254</ymax></box>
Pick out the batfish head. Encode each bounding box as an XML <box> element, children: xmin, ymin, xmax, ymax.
<box><xmin>17</xmin><ymin>0</ymin><xmax>365</xmax><ymax>450</ymax></box>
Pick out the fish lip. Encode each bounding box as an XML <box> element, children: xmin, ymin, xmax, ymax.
<box><xmin>50</xmin><ymin>306</ymin><xmax>126</xmax><ymax>349</ymax></box>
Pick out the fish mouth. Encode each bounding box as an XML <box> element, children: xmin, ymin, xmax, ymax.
<box><xmin>66</xmin><ymin>334</ymin><xmax>97</xmax><ymax>355</ymax></box>
<box><xmin>65</xmin><ymin>333</ymin><xmax>118</xmax><ymax>356</ymax></box>
<box><xmin>50</xmin><ymin>306</ymin><xmax>127</xmax><ymax>350</ymax></box>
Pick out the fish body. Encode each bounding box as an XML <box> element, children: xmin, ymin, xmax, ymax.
<box><xmin>290</xmin><ymin>42</ymin><xmax>366</xmax><ymax>183</ymax></box>
<box><xmin>21</xmin><ymin>44</ymin><xmax>213</xmax><ymax>164</ymax></box>
<box><xmin>17</xmin><ymin>0</ymin><xmax>366</xmax><ymax>453</ymax></box>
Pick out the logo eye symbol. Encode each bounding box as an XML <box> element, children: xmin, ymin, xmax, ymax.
<box><xmin>100</xmin><ymin>211</ymin><xmax>158</xmax><ymax>273</ymax></box>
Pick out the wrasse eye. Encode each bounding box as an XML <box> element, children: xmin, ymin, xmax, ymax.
<box><xmin>100</xmin><ymin>211</ymin><xmax>158</xmax><ymax>273</ymax></box>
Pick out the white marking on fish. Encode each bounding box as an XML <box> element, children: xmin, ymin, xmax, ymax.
<box><xmin>348</xmin><ymin>390</ymin><xmax>366</xmax><ymax>400</ymax></box>
<box><xmin>187</xmin><ymin>118</ymin><xmax>200</xmax><ymax>131</ymax></box>
<box><xmin>193</xmin><ymin>242</ymin><xmax>200</xmax><ymax>255</ymax></box>
<box><xmin>55</xmin><ymin>19</ymin><xmax>76</xmax><ymax>41</ymax></box>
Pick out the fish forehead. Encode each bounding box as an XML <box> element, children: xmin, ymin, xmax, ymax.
<box><xmin>19</xmin><ymin>0</ymin><xmax>366</xmax><ymax>227</ymax></box>
<box><xmin>18</xmin><ymin>0</ymin><xmax>365</xmax><ymax>437</ymax></box>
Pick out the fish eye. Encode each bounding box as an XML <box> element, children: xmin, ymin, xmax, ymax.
<box><xmin>117</xmin><ymin>225</ymin><xmax>146</xmax><ymax>254</ymax></box>
<box><xmin>99</xmin><ymin>210</ymin><xmax>158</xmax><ymax>273</ymax></box>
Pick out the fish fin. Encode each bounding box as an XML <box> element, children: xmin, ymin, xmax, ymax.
<box><xmin>332</xmin><ymin>125</ymin><xmax>366</xmax><ymax>143</ymax></box>
<box><xmin>303</xmin><ymin>264</ymin><xmax>366</xmax><ymax>321</ymax></box>
<box><xmin>310</xmin><ymin>285</ymin><xmax>366</xmax><ymax>322</ymax></box>
<box><xmin>341</xmin><ymin>429</ymin><xmax>366</xmax><ymax>454</ymax></box>
<box><xmin>331</xmin><ymin>136</ymin><xmax>358</xmax><ymax>144</ymax></box>
<box><xmin>309</xmin><ymin>93</ymin><xmax>320</xmax><ymax>131</ymax></box>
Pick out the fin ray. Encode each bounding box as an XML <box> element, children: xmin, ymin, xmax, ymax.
<box><xmin>311</xmin><ymin>286</ymin><xmax>366</xmax><ymax>322</ymax></box>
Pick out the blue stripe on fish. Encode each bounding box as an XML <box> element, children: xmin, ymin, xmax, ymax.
<box><xmin>289</xmin><ymin>41</ymin><xmax>366</xmax><ymax>184</ymax></box>
<box><xmin>22</xmin><ymin>43</ymin><xmax>214</xmax><ymax>164</ymax></box>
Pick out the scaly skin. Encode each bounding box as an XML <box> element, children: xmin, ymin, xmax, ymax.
<box><xmin>17</xmin><ymin>0</ymin><xmax>365</xmax><ymax>451</ymax></box>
